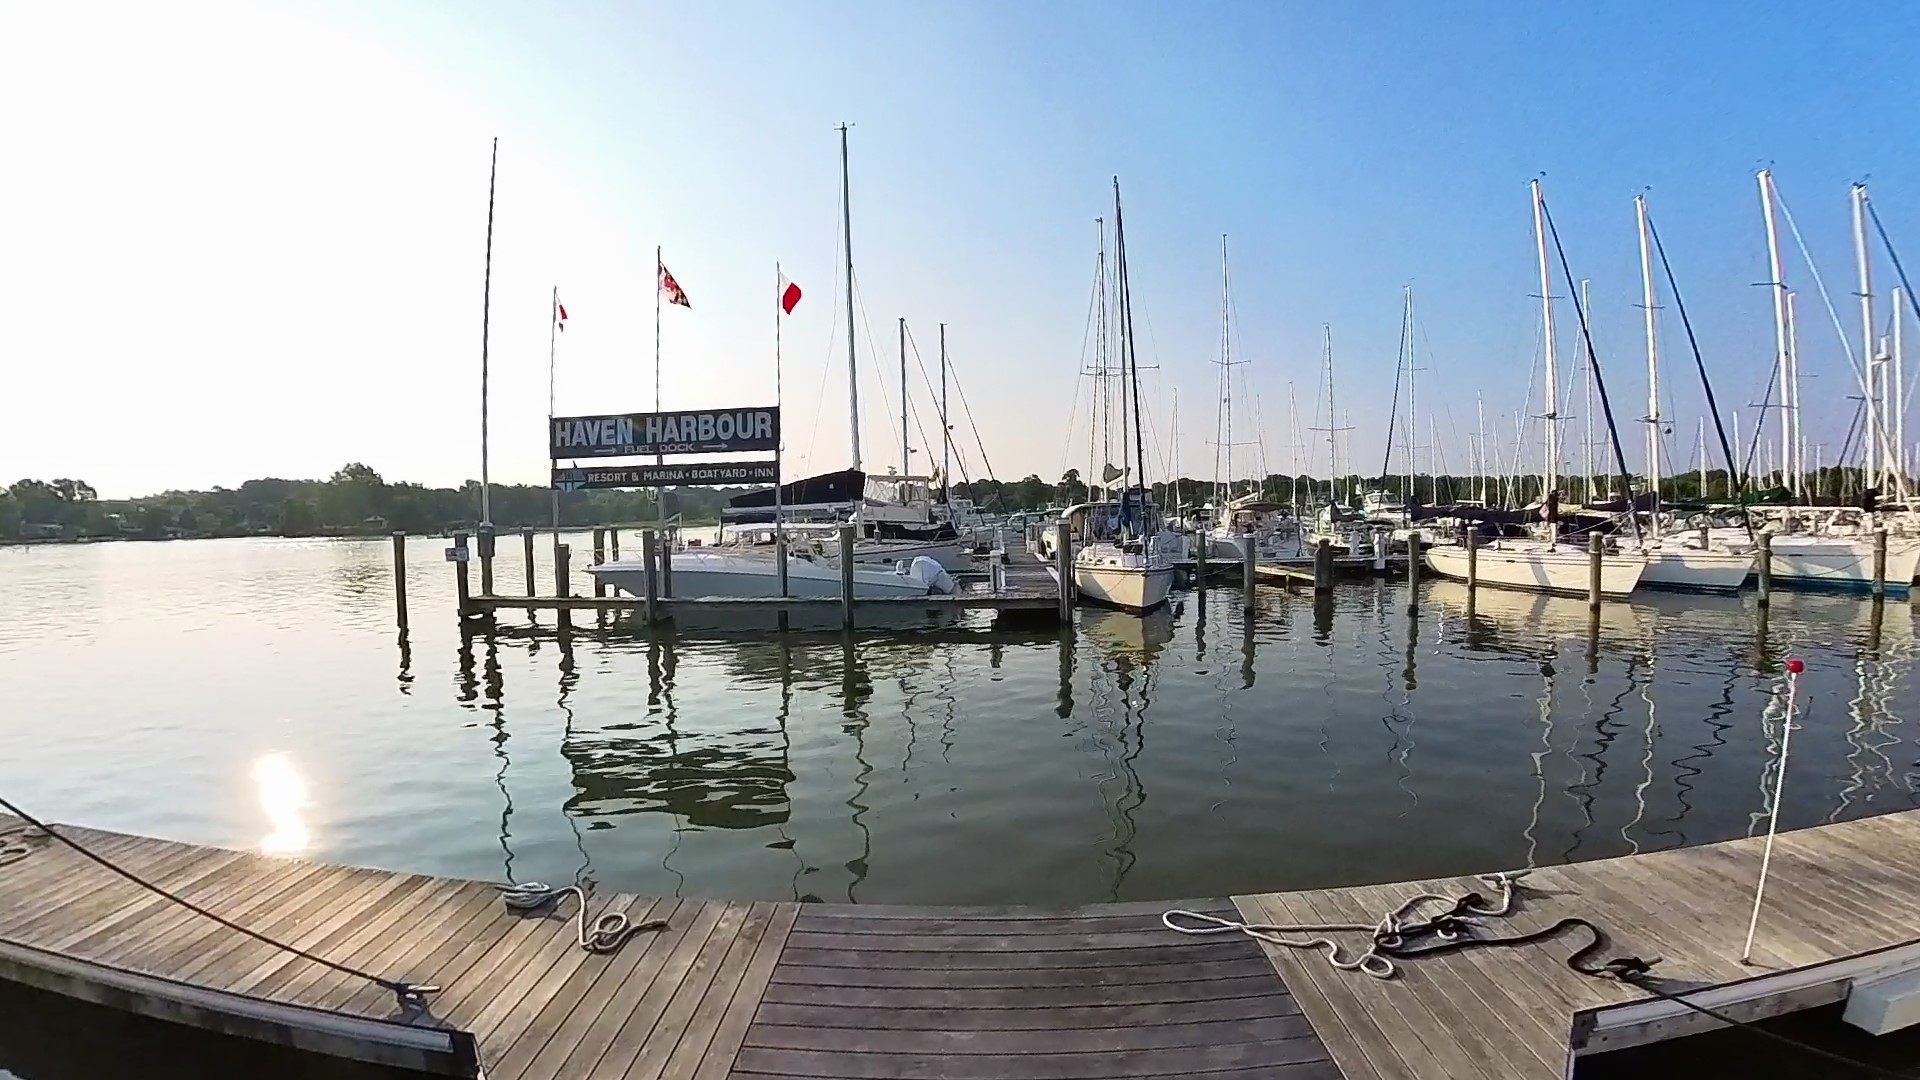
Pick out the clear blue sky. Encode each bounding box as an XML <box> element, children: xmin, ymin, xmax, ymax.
<box><xmin>4</xmin><ymin>0</ymin><xmax>1917</xmax><ymax>495</ymax></box>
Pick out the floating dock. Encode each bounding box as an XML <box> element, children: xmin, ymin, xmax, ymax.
<box><xmin>3</xmin><ymin>810</ymin><xmax>1919</xmax><ymax>1078</ymax></box>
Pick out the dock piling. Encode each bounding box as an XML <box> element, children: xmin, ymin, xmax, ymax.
<box><xmin>452</xmin><ymin>531</ymin><xmax>471</xmax><ymax>618</ymax></box>
<box><xmin>554</xmin><ymin>543</ymin><xmax>572</xmax><ymax>631</ymax></box>
<box><xmin>391</xmin><ymin>532</ymin><xmax>408</xmax><ymax>631</ymax></box>
<box><xmin>1241</xmin><ymin>532</ymin><xmax>1256</xmax><ymax>613</ymax></box>
<box><xmin>1405</xmin><ymin>530</ymin><xmax>1420</xmax><ymax>612</ymax></box>
<box><xmin>838</xmin><ymin>523</ymin><xmax>857</xmax><ymax>630</ymax></box>
<box><xmin>1465</xmin><ymin>526</ymin><xmax>1479</xmax><ymax>592</ymax></box>
<box><xmin>1193</xmin><ymin>529</ymin><xmax>1207</xmax><ymax>602</ymax></box>
<box><xmin>592</xmin><ymin>528</ymin><xmax>607</xmax><ymax>598</ymax></box>
<box><xmin>1757</xmin><ymin>531</ymin><xmax>1773</xmax><ymax>608</ymax></box>
<box><xmin>521</xmin><ymin>528</ymin><xmax>535</xmax><ymax>597</ymax></box>
<box><xmin>1873</xmin><ymin>528</ymin><xmax>1888</xmax><ymax>600</ymax></box>
<box><xmin>1313</xmin><ymin>539</ymin><xmax>1334</xmax><ymax>593</ymax></box>
<box><xmin>1053</xmin><ymin>522</ymin><xmax>1074</xmax><ymax>621</ymax></box>
<box><xmin>774</xmin><ymin>531</ymin><xmax>789</xmax><ymax>596</ymax></box>
<box><xmin>609</xmin><ymin>528</ymin><xmax>620</xmax><ymax>561</ymax></box>
<box><xmin>477</xmin><ymin>525</ymin><xmax>495</xmax><ymax>596</ymax></box>
<box><xmin>641</xmin><ymin>529</ymin><xmax>659</xmax><ymax>625</ymax></box>
<box><xmin>658</xmin><ymin>530</ymin><xmax>673</xmax><ymax>598</ymax></box>
<box><xmin>1587</xmin><ymin>531</ymin><xmax>1604</xmax><ymax>610</ymax></box>
<box><xmin>1372</xmin><ymin>528</ymin><xmax>1388</xmax><ymax>574</ymax></box>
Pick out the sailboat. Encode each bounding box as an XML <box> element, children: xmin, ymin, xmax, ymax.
<box><xmin>1423</xmin><ymin>179</ymin><xmax>1647</xmax><ymax>598</ymax></box>
<box><xmin>1056</xmin><ymin>179</ymin><xmax>1175</xmax><ymax>614</ymax></box>
<box><xmin>1618</xmin><ymin>193</ymin><xmax>1756</xmax><ymax>592</ymax></box>
<box><xmin>1202</xmin><ymin>237</ymin><xmax>1296</xmax><ymax>562</ymax></box>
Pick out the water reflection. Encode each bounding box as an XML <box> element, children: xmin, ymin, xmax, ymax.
<box><xmin>251</xmin><ymin>752</ymin><xmax>310</xmax><ymax>855</ymax></box>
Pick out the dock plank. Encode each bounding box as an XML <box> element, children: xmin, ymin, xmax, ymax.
<box><xmin>689</xmin><ymin>902</ymin><xmax>799</xmax><ymax>1080</ymax></box>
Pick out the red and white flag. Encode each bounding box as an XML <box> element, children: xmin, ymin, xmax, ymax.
<box><xmin>778</xmin><ymin>272</ymin><xmax>802</xmax><ymax>315</ymax></box>
<box><xmin>555</xmin><ymin>298</ymin><xmax>568</xmax><ymax>331</ymax></box>
<box><xmin>658</xmin><ymin>262</ymin><xmax>691</xmax><ymax>308</ymax></box>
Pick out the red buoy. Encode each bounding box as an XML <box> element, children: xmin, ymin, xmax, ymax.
<box><xmin>1786</xmin><ymin>658</ymin><xmax>1805</xmax><ymax>674</ymax></box>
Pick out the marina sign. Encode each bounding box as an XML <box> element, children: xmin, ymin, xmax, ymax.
<box><xmin>552</xmin><ymin>460</ymin><xmax>780</xmax><ymax>491</ymax></box>
<box><xmin>550</xmin><ymin>407</ymin><xmax>780</xmax><ymax>459</ymax></box>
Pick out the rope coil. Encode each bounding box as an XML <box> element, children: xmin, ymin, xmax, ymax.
<box><xmin>1163</xmin><ymin>870</ymin><xmax>1531</xmax><ymax>980</ymax></box>
<box><xmin>496</xmin><ymin>882</ymin><xmax>669</xmax><ymax>953</ymax></box>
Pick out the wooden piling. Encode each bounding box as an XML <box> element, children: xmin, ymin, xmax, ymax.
<box><xmin>1757</xmin><ymin>531</ymin><xmax>1773</xmax><ymax>608</ymax></box>
<box><xmin>838</xmin><ymin>523</ymin><xmax>857</xmax><ymax>630</ymax></box>
<box><xmin>452</xmin><ymin>531</ymin><xmax>471</xmax><ymax>618</ymax></box>
<box><xmin>1587</xmin><ymin>531</ymin><xmax>1604</xmax><ymax>611</ymax></box>
<box><xmin>1241</xmin><ymin>532</ymin><xmax>1256</xmax><ymax>612</ymax></box>
<box><xmin>1314</xmin><ymin>538</ymin><xmax>1334</xmax><ymax>593</ymax></box>
<box><xmin>592</xmin><ymin>528</ymin><xmax>607</xmax><ymax>598</ymax></box>
<box><xmin>477</xmin><ymin>525</ymin><xmax>495</xmax><ymax>596</ymax></box>
<box><xmin>609</xmin><ymin>528</ymin><xmax>620</xmax><ymax>561</ymax></box>
<box><xmin>1405</xmin><ymin>529</ymin><xmax>1420</xmax><ymax>612</ymax></box>
<box><xmin>1053</xmin><ymin>521</ymin><xmax>1074</xmax><ymax>621</ymax></box>
<box><xmin>554</xmin><ymin>543</ymin><xmax>571</xmax><ymax>631</ymax></box>
<box><xmin>520</xmin><ymin>528</ymin><xmax>535</xmax><ymax>597</ymax></box>
<box><xmin>1193</xmin><ymin>529</ymin><xmax>1207</xmax><ymax>601</ymax></box>
<box><xmin>1372</xmin><ymin>528</ymin><xmax>1388</xmax><ymax>574</ymax></box>
<box><xmin>391</xmin><ymin>532</ymin><xmax>408</xmax><ymax>631</ymax></box>
<box><xmin>1466</xmin><ymin>526</ymin><xmax>1479</xmax><ymax>592</ymax></box>
<box><xmin>1873</xmin><ymin>528</ymin><xmax>1888</xmax><ymax>601</ymax></box>
<box><xmin>774</xmin><ymin>531</ymin><xmax>789</xmax><ymax>596</ymax></box>
<box><xmin>658</xmin><ymin>531</ymin><xmax>673</xmax><ymax>599</ymax></box>
<box><xmin>641</xmin><ymin>529</ymin><xmax>659</xmax><ymax>625</ymax></box>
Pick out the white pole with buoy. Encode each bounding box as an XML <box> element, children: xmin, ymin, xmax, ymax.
<box><xmin>1742</xmin><ymin>657</ymin><xmax>1805</xmax><ymax>964</ymax></box>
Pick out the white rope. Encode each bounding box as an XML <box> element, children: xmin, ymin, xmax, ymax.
<box><xmin>1163</xmin><ymin>870</ymin><xmax>1530</xmax><ymax>980</ymax></box>
<box><xmin>496</xmin><ymin>882</ymin><xmax>666</xmax><ymax>954</ymax></box>
<box><xmin>1742</xmin><ymin>660</ymin><xmax>1804</xmax><ymax>964</ymax></box>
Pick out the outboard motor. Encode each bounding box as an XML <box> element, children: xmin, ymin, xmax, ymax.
<box><xmin>899</xmin><ymin>555</ymin><xmax>956</xmax><ymax>595</ymax></box>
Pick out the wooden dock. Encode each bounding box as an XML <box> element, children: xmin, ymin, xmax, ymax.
<box><xmin>2</xmin><ymin>811</ymin><xmax>1918</xmax><ymax>1079</ymax></box>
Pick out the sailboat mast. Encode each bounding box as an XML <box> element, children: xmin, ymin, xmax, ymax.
<box><xmin>839</xmin><ymin>124</ymin><xmax>860</xmax><ymax>473</ymax></box>
<box><xmin>1477</xmin><ymin>391</ymin><xmax>1487</xmax><ymax>504</ymax></box>
<box><xmin>1581</xmin><ymin>278</ymin><xmax>1595</xmax><ymax>502</ymax></box>
<box><xmin>1288</xmin><ymin>382</ymin><xmax>1301</xmax><ymax>509</ymax></box>
<box><xmin>1897</xmin><ymin>286</ymin><xmax>1908</xmax><ymax>490</ymax></box>
<box><xmin>1407</xmin><ymin>287</ymin><xmax>1417</xmax><ymax>500</ymax></box>
<box><xmin>478</xmin><ymin>137</ymin><xmax>498</xmax><ymax>527</ymax></box>
<box><xmin>899</xmin><ymin>317</ymin><xmax>908</xmax><ymax>473</ymax></box>
<box><xmin>1221</xmin><ymin>234</ymin><xmax>1232</xmax><ymax>502</ymax></box>
<box><xmin>1758</xmin><ymin>171</ymin><xmax>1792</xmax><ymax>495</ymax></box>
<box><xmin>1697</xmin><ymin>417</ymin><xmax>1707</xmax><ymax>501</ymax></box>
<box><xmin>1636</xmin><ymin>194</ymin><xmax>1662</xmax><ymax>525</ymax></box>
<box><xmin>1852</xmin><ymin>183</ymin><xmax>1879</xmax><ymax>492</ymax></box>
<box><xmin>940</xmin><ymin>324</ymin><xmax>949</xmax><ymax>488</ymax></box>
<box><xmin>1324</xmin><ymin>325</ymin><xmax>1337</xmax><ymax>502</ymax></box>
<box><xmin>1113</xmin><ymin>177</ymin><xmax>1148</xmax><ymax>498</ymax></box>
<box><xmin>1786</xmin><ymin>291</ymin><xmax>1801</xmax><ymax>489</ymax></box>
<box><xmin>1531</xmin><ymin>179</ymin><xmax>1560</xmax><ymax>499</ymax></box>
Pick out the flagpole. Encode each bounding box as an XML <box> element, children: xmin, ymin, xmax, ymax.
<box><xmin>775</xmin><ymin>262</ymin><xmax>786</xmax><ymax>593</ymax></box>
<box><xmin>549</xmin><ymin>285</ymin><xmax>560</xmax><ymax>550</ymax></box>
<box><xmin>655</xmin><ymin>244</ymin><xmax>665</xmax><ymax>534</ymax></box>
<box><xmin>479</xmin><ymin>137</ymin><xmax>498</xmax><ymax>527</ymax></box>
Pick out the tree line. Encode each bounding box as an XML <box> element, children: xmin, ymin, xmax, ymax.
<box><xmin>1</xmin><ymin>465</ymin><xmax>749</xmax><ymax>542</ymax></box>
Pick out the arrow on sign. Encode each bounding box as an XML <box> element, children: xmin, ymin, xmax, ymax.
<box><xmin>554</xmin><ymin>468</ymin><xmax>588</xmax><ymax>492</ymax></box>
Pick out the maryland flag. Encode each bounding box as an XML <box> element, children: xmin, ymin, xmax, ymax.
<box><xmin>658</xmin><ymin>261</ymin><xmax>691</xmax><ymax>308</ymax></box>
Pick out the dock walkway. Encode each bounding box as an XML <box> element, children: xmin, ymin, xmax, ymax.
<box><xmin>1</xmin><ymin>811</ymin><xmax>1917</xmax><ymax>1079</ymax></box>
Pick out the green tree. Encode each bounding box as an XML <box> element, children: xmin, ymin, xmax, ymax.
<box><xmin>0</xmin><ymin>493</ymin><xmax>20</xmax><ymax>538</ymax></box>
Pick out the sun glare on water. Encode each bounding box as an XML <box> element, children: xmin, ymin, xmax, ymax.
<box><xmin>252</xmin><ymin>752</ymin><xmax>311</xmax><ymax>855</ymax></box>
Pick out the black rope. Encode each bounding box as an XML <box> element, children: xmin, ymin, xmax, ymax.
<box><xmin>0</xmin><ymin>794</ymin><xmax>437</xmax><ymax>1008</ymax></box>
<box><xmin>1377</xmin><ymin>903</ymin><xmax>1917</xmax><ymax>1079</ymax></box>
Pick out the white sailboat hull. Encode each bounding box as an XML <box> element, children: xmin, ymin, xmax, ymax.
<box><xmin>1423</xmin><ymin>542</ymin><xmax>1646</xmax><ymax>598</ymax></box>
<box><xmin>1767</xmin><ymin>535</ymin><xmax>1920</xmax><ymax>594</ymax></box>
<box><xmin>1073</xmin><ymin>565</ymin><xmax>1174</xmax><ymax>613</ymax></box>
<box><xmin>1637</xmin><ymin>547</ymin><xmax>1755</xmax><ymax>593</ymax></box>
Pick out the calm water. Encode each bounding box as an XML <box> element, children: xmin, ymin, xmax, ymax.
<box><xmin>4</xmin><ymin>536</ymin><xmax>1920</xmax><ymax>1077</ymax></box>
<box><xmin>3</xmin><ymin>535</ymin><xmax>1917</xmax><ymax>907</ymax></box>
